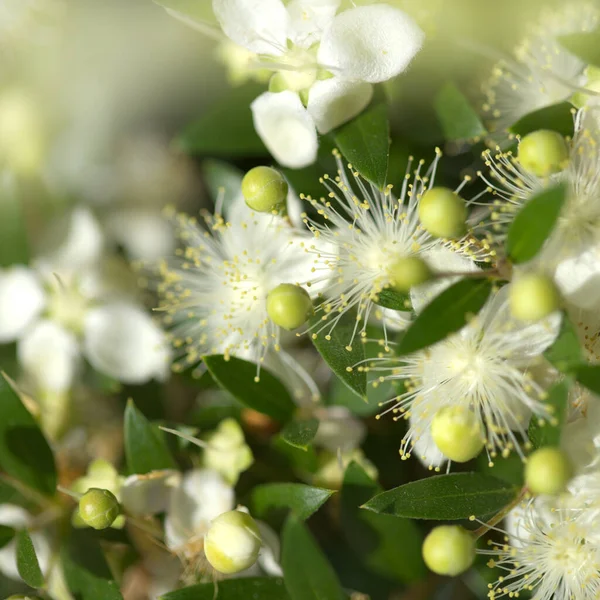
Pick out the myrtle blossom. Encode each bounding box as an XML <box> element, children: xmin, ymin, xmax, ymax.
<box><xmin>372</xmin><ymin>286</ymin><xmax>561</xmax><ymax>466</ymax></box>
<box><xmin>301</xmin><ymin>149</ymin><xmax>491</xmax><ymax>348</ymax></box>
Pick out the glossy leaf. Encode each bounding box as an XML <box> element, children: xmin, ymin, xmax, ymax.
<box><xmin>509</xmin><ymin>102</ymin><xmax>575</xmax><ymax>137</ymax></box>
<box><xmin>0</xmin><ymin>373</ymin><xmax>56</xmax><ymax>496</ymax></box>
<box><xmin>544</xmin><ymin>314</ymin><xmax>585</xmax><ymax>374</ymax></box>
<box><xmin>559</xmin><ymin>31</ymin><xmax>600</xmax><ymax>69</ymax></box>
<box><xmin>528</xmin><ymin>379</ymin><xmax>571</xmax><ymax>449</ymax></box>
<box><xmin>434</xmin><ymin>82</ymin><xmax>486</xmax><ymax>140</ymax></box>
<box><xmin>373</xmin><ymin>288</ymin><xmax>410</xmax><ymax>311</ymax></box>
<box><xmin>396</xmin><ymin>279</ymin><xmax>493</xmax><ymax>356</ymax></box>
<box><xmin>362</xmin><ymin>473</ymin><xmax>518</xmax><ymax>520</ymax></box>
<box><xmin>574</xmin><ymin>365</ymin><xmax>600</xmax><ymax>396</ymax></box>
<box><xmin>203</xmin><ymin>355</ymin><xmax>295</xmax><ymax>422</ymax></box>
<box><xmin>124</xmin><ymin>400</ymin><xmax>176</xmax><ymax>475</ymax></box>
<box><xmin>334</xmin><ymin>101</ymin><xmax>390</xmax><ymax>189</ymax></box>
<box><xmin>16</xmin><ymin>529</ymin><xmax>44</xmax><ymax>588</ymax></box>
<box><xmin>506</xmin><ymin>183</ymin><xmax>567</xmax><ymax>264</ymax></box>
<box><xmin>161</xmin><ymin>578</ymin><xmax>290</xmax><ymax>600</ymax></box>
<box><xmin>341</xmin><ymin>462</ymin><xmax>427</xmax><ymax>583</ymax></box>
<box><xmin>281</xmin><ymin>418</ymin><xmax>319</xmax><ymax>451</ymax></box>
<box><xmin>282</xmin><ymin>514</ymin><xmax>346</xmax><ymax>600</ymax></box>
<box><xmin>252</xmin><ymin>483</ymin><xmax>335</xmax><ymax>521</ymax></box>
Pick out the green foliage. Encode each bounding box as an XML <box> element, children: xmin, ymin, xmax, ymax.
<box><xmin>16</xmin><ymin>529</ymin><xmax>43</xmax><ymax>589</ymax></box>
<box><xmin>434</xmin><ymin>82</ymin><xmax>486</xmax><ymax>140</ymax></box>
<box><xmin>252</xmin><ymin>483</ymin><xmax>335</xmax><ymax>521</ymax></box>
<box><xmin>573</xmin><ymin>364</ymin><xmax>600</xmax><ymax>396</ymax></box>
<box><xmin>544</xmin><ymin>314</ymin><xmax>585</xmax><ymax>373</ymax></box>
<box><xmin>0</xmin><ymin>182</ymin><xmax>29</xmax><ymax>267</ymax></box>
<box><xmin>509</xmin><ymin>102</ymin><xmax>575</xmax><ymax>137</ymax></box>
<box><xmin>506</xmin><ymin>183</ymin><xmax>567</xmax><ymax>263</ymax></box>
<box><xmin>528</xmin><ymin>379</ymin><xmax>571</xmax><ymax>449</ymax></box>
<box><xmin>203</xmin><ymin>355</ymin><xmax>295</xmax><ymax>422</ymax></box>
<box><xmin>559</xmin><ymin>31</ymin><xmax>600</xmax><ymax>69</ymax></box>
<box><xmin>362</xmin><ymin>473</ymin><xmax>519</xmax><ymax>520</ymax></box>
<box><xmin>0</xmin><ymin>373</ymin><xmax>56</xmax><ymax>496</ymax></box>
<box><xmin>161</xmin><ymin>578</ymin><xmax>290</xmax><ymax>600</ymax></box>
<box><xmin>373</xmin><ymin>288</ymin><xmax>410</xmax><ymax>311</ymax></box>
<box><xmin>0</xmin><ymin>525</ymin><xmax>15</xmax><ymax>549</ymax></box>
<box><xmin>281</xmin><ymin>418</ymin><xmax>319</xmax><ymax>451</ymax></box>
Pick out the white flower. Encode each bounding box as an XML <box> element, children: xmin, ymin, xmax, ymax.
<box><xmin>313</xmin><ymin>405</ymin><xmax>366</xmax><ymax>453</ymax></box>
<box><xmin>374</xmin><ymin>287</ymin><xmax>561</xmax><ymax>464</ymax></box>
<box><xmin>302</xmin><ymin>149</ymin><xmax>489</xmax><ymax>348</ymax></box>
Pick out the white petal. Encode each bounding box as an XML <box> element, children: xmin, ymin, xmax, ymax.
<box><xmin>286</xmin><ymin>0</ymin><xmax>340</xmax><ymax>48</ymax></box>
<box><xmin>317</xmin><ymin>4</ymin><xmax>424</xmax><ymax>83</ymax></box>
<box><xmin>555</xmin><ymin>246</ymin><xmax>600</xmax><ymax>310</ymax></box>
<box><xmin>313</xmin><ymin>406</ymin><xmax>366</xmax><ymax>452</ymax></box>
<box><xmin>83</xmin><ymin>303</ymin><xmax>171</xmax><ymax>384</ymax></box>
<box><xmin>379</xmin><ymin>307</ymin><xmax>412</xmax><ymax>332</ymax></box>
<box><xmin>212</xmin><ymin>0</ymin><xmax>289</xmax><ymax>55</ymax></box>
<box><xmin>251</xmin><ymin>91</ymin><xmax>318</xmax><ymax>168</ymax></box>
<box><xmin>0</xmin><ymin>266</ymin><xmax>46</xmax><ymax>342</ymax></box>
<box><xmin>408</xmin><ymin>405</ymin><xmax>447</xmax><ymax>470</ymax></box>
<box><xmin>121</xmin><ymin>470</ymin><xmax>181</xmax><ymax>516</ymax></box>
<box><xmin>307</xmin><ymin>78</ymin><xmax>373</xmax><ymax>134</ymax></box>
<box><xmin>17</xmin><ymin>320</ymin><xmax>79</xmax><ymax>393</ymax></box>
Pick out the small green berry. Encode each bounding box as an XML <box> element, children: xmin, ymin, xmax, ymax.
<box><xmin>78</xmin><ymin>488</ymin><xmax>120</xmax><ymax>530</ymax></box>
<box><xmin>241</xmin><ymin>166</ymin><xmax>288</xmax><ymax>213</ymax></box>
<box><xmin>518</xmin><ymin>130</ymin><xmax>569</xmax><ymax>177</ymax></box>
<box><xmin>418</xmin><ymin>187</ymin><xmax>467</xmax><ymax>238</ymax></box>
<box><xmin>431</xmin><ymin>406</ymin><xmax>485</xmax><ymax>463</ymax></box>
<box><xmin>204</xmin><ymin>510</ymin><xmax>262</xmax><ymax>574</ymax></box>
<box><xmin>509</xmin><ymin>274</ymin><xmax>560</xmax><ymax>321</ymax></box>
<box><xmin>422</xmin><ymin>525</ymin><xmax>475</xmax><ymax>576</ymax></box>
<box><xmin>525</xmin><ymin>447</ymin><xmax>572</xmax><ymax>495</ymax></box>
<box><xmin>266</xmin><ymin>283</ymin><xmax>313</xmax><ymax>330</ymax></box>
<box><xmin>388</xmin><ymin>256</ymin><xmax>433</xmax><ymax>293</ymax></box>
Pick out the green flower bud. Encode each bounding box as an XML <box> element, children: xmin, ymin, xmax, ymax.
<box><xmin>204</xmin><ymin>510</ymin><xmax>262</xmax><ymax>574</ymax></box>
<box><xmin>431</xmin><ymin>406</ymin><xmax>485</xmax><ymax>463</ymax></box>
<box><xmin>78</xmin><ymin>488</ymin><xmax>120</xmax><ymax>530</ymax></box>
<box><xmin>418</xmin><ymin>187</ymin><xmax>467</xmax><ymax>238</ymax></box>
<box><xmin>388</xmin><ymin>257</ymin><xmax>433</xmax><ymax>293</ymax></box>
<box><xmin>266</xmin><ymin>283</ymin><xmax>313</xmax><ymax>330</ymax></box>
<box><xmin>509</xmin><ymin>274</ymin><xmax>560</xmax><ymax>321</ymax></box>
<box><xmin>241</xmin><ymin>166</ymin><xmax>288</xmax><ymax>213</ymax></box>
<box><xmin>518</xmin><ymin>130</ymin><xmax>569</xmax><ymax>177</ymax></box>
<box><xmin>525</xmin><ymin>447</ymin><xmax>572</xmax><ymax>495</ymax></box>
<box><xmin>422</xmin><ymin>525</ymin><xmax>475</xmax><ymax>576</ymax></box>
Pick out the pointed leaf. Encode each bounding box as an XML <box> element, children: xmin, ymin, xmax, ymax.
<box><xmin>528</xmin><ymin>379</ymin><xmax>571</xmax><ymax>449</ymax></box>
<box><xmin>161</xmin><ymin>578</ymin><xmax>290</xmax><ymax>600</ymax></box>
<box><xmin>434</xmin><ymin>82</ymin><xmax>486</xmax><ymax>141</ymax></box>
<box><xmin>509</xmin><ymin>102</ymin><xmax>575</xmax><ymax>137</ymax></box>
<box><xmin>544</xmin><ymin>313</ymin><xmax>585</xmax><ymax>374</ymax></box>
<box><xmin>281</xmin><ymin>418</ymin><xmax>319</xmax><ymax>451</ymax></box>
<box><xmin>16</xmin><ymin>529</ymin><xmax>44</xmax><ymax>588</ymax></box>
<box><xmin>252</xmin><ymin>483</ymin><xmax>335</xmax><ymax>521</ymax></box>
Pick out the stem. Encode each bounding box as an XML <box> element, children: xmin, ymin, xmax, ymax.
<box><xmin>472</xmin><ymin>487</ymin><xmax>528</xmax><ymax>539</ymax></box>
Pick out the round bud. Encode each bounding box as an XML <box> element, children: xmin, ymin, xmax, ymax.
<box><xmin>509</xmin><ymin>274</ymin><xmax>560</xmax><ymax>321</ymax></box>
<box><xmin>78</xmin><ymin>488</ymin><xmax>120</xmax><ymax>530</ymax></box>
<box><xmin>418</xmin><ymin>187</ymin><xmax>467</xmax><ymax>238</ymax></box>
<box><xmin>266</xmin><ymin>283</ymin><xmax>313</xmax><ymax>330</ymax></box>
<box><xmin>204</xmin><ymin>510</ymin><xmax>262</xmax><ymax>574</ymax></box>
<box><xmin>388</xmin><ymin>257</ymin><xmax>433</xmax><ymax>293</ymax></box>
<box><xmin>422</xmin><ymin>525</ymin><xmax>475</xmax><ymax>576</ymax></box>
<box><xmin>241</xmin><ymin>166</ymin><xmax>288</xmax><ymax>213</ymax></box>
<box><xmin>518</xmin><ymin>130</ymin><xmax>569</xmax><ymax>177</ymax></box>
<box><xmin>431</xmin><ymin>406</ymin><xmax>485</xmax><ymax>463</ymax></box>
<box><xmin>525</xmin><ymin>447</ymin><xmax>572</xmax><ymax>495</ymax></box>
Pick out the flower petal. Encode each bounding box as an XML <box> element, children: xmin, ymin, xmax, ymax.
<box><xmin>286</xmin><ymin>0</ymin><xmax>340</xmax><ymax>48</ymax></box>
<box><xmin>212</xmin><ymin>0</ymin><xmax>289</xmax><ymax>55</ymax></box>
<box><xmin>307</xmin><ymin>77</ymin><xmax>373</xmax><ymax>134</ymax></box>
<box><xmin>555</xmin><ymin>246</ymin><xmax>600</xmax><ymax>310</ymax></box>
<box><xmin>121</xmin><ymin>470</ymin><xmax>180</xmax><ymax>516</ymax></box>
<box><xmin>0</xmin><ymin>266</ymin><xmax>46</xmax><ymax>343</ymax></box>
<box><xmin>251</xmin><ymin>91</ymin><xmax>319</xmax><ymax>168</ymax></box>
<box><xmin>318</xmin><ymin>4</ymin><xmax>424</xmax><ymax>83</ymax></box>
<box><xmin>83</xmin><ymin>303</ymin><xmax>171</xmax><ymax>384</ymax></box>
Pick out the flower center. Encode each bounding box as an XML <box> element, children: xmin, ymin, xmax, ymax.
<box><xmin>47</xmin><ymin>279</ymin><xmax>90</xmax><ymax>335</ymax></box>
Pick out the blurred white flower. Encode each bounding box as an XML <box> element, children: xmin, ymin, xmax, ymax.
<box><xmin>313</xmin><ymin>448</ymin><xmax>377</xmax><ymax>489</ymax></box>
<box><xmin>313</xmin><ymin>406</ymin><xmax>366</xmax><ymax>453</ymax></box>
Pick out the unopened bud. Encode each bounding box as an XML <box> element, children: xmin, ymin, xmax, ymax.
<box><xmin>422</xmin><ymin>525</ymin><xmax>475</xmax><ymax>576</ymax></box>
<box><xmin>204</xmin><ymin>510</ymin><xmax>262</xmax><ymax>574</ymax></box>
<box><xmin>78</xmin><ymin>488</ymin><xmax>120</xmax><ymax>530</ymax></box>
<box><xmin>418</xmin><ymin>187</ymin><xmax>467</xmax><ymax>238</ymax></box>
<box><xmin>518</xmin><ymin>130</ymin><xmax>569</xmax><ymax>177</ymax></box>
<box><xmin>509</xmin><ymin>274</ymin><xmax>560</xmax><ymax>321</ymax></box>
<box><xmin>388</xmin><ymin>257</ymin><xmax>432</xmax><ymax>293</ymax></box>
<box><xmin>431</xmin><ymin>406</ymin><xmax>485</xmax><ymax>463</ymax></box>
<box><xmin>242</xmin><ymin>166</ymin><xmax>288</xmax><ymax>213</ymax></box>
<box><xmin>266</xmin><ymin>283</ymin><xmax>313</xmax><ymax>330</ymax></box>
<box><xmin>525</xmin><ymin>447</ymin><xmax>572</xmax><ymax>495</ymax></box>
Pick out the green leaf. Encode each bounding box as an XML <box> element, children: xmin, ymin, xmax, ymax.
<box><xmin>528</xmin><ymin>379</ymin><xmax>571</xmax><ymax>449</ymax></box>
<box><xmin>362</xmin><ymin>473</ymin><xmax>518</xmax><ymax>520</ymax></box>
<box><xmin>202</xmin><ymin>159</ymin><xmax>243</xmax><ymax>216</ymax></box>
<box><xmin>0</xmin><ymin>178</ymin><xmax>29</xmax><ymax>267</ymax></box>
<box><xmin>559</xmin><ymin>31</ymin><xmax>600</xmax><ymax>69</ymax></box>
<box><xmin>396</xmin><ymin>279</ymin><xmax>493</xmax><ymax>356</ymax></box>
<box><xmin>509</xmin><ymin>102</ymin><xmax>575</xmax><ymax>137</ymax></box>
<box><xmin>161</xmin><ymin>578</ymin><xmax>290</xmax><ymax>600</ymax></box>
<box><xmin>177</xmin><ymin>85</ymin><xmax>267</xmax><ymax>157</ymax></box>
<box><xmin>373</xmin><ymin>288</ymin><xmax>410</xmax><ymax>311</ymax></box>
<box><xmin>124</xmin><ymin>400</ymin><xmax>176</xmax><ymax>475</ymax></box>
<box><xmin>0</xmin><ymin>525</ymin><xmax>15</xmax><ymax>549</ymax></box>
<box><xmin>341</xmin><ymin>462</ymin><xmax>427</xmax><ymax>584</ymax></box>
<box><xmin>0</xmin><ymin>373</ymin><xmax>56</xmax><ymax>496</ymax></box>
<box><xmin>506</xmin><ymin>183</ymin><xmax>567</xmax><ymax>264</ymax></box>
<box><xmin>544</xmin><ymin>314</ymin><xmax>585</xmax><ymax>374</ymax></box>
<box><xmin>477</xmin><ymin>453</ymin><xmax>524</xmax><ymax>487</ymax></box>
<box><xmin>281</xmin><ymin>418</ymin><xmax>319</xmax><ymax>451</ymax></box>
<box><xmin>16</xmin><ymin>529</ymin><xmax>44</xmax><ymax>588</ymax></box>
<box><xmin>252</xmin><ymin>483</ymin><xmax>335</xmax><ymax>521</ymax></box>
<box><xmin>203</xmin><ymin>355</ymin><xmax>295</xmax><ymax>422</ymax></box>
<box><xmin>282</xmin><ymin>514</ymin><xmax>345</xmax><ymax>600</ymax></box>
<box><xmin>574</xmin><ymin>365</ymin><xmax>600</xmax><ymax>396</ymax></box>
<box><xmin>309</xmin><ymin>319</ymin><xmax>367</xmax><ymax>400</ymax></box>
<box><xmin>334</xmin><ymin>101</ymin><xmax>390</xmax><ymax>189</ymax></box>
<box><xmin>434</xmin><ymin>82</ymin><xmax>486</xmax><ymax>141</ymax></box>
<box><xmin>327</xmin><ymin>375</ymin><xmax>381</xmax><ymax>417</ymax></box>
